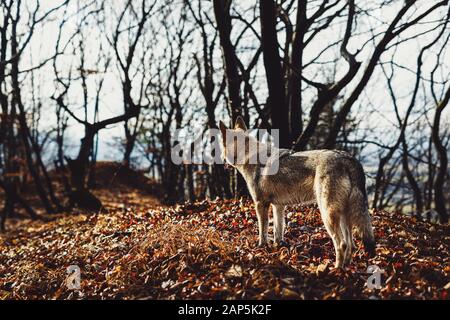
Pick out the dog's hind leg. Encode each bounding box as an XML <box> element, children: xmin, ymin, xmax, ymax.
<box><xmin>324</xmin><ymin>210</ymin><xmax>346</xmax><ymax>268</ymax></box>
<box><xmin>340</xmin><ymin>219</ymin><xmax>353</xmax><ymax>264</ymax></box>
<box><xmin>316</xmin><ymin>202</ymin><xmax>345</xmax><ymax>267</ymax></box>
<box><xmin>272</xmin><ymin>204</ymin><xmax>285</xmax><ymax>245</ymax></box>
<box><xmin>255</xmin><ymin>201</ymin><xmax>269</xmax><ymax>247</ymax></box>
<box><xmin>315</xmin><ymin>178</ymin><xmax>346</xmax><ymax>268</ymax></box>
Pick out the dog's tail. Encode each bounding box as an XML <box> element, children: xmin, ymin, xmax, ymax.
<box><xmin>352</xmin><ymin>160</ymin><xmax>376</xmax><ymax>257</ymax></box>
<box><xmin>359</xmin><ymin>214</ymin><xmax>376</xmax><ymax>257</ymax></box>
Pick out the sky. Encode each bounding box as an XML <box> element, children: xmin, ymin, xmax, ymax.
<box><xmin>14</xmin><ymin>0</ymin><xmax>450</xmax><ymax>166</ymax></box>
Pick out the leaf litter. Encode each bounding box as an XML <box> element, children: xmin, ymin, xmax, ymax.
<box><xmin>0</xmin><ymin>192</ymin><xmax>448</xmax><ymax>300</ymax></box>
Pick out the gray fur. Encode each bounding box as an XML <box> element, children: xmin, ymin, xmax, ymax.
<box><xmin>219</xmin><ymin>118</ymin><xmax>376</xmax><ymax>268</ymax></box>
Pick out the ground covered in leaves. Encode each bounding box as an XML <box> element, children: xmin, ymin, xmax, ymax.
<box><xmin>0</xmin><ymin>191</ymin><xmax>449</xmax><ymax>300</ymax></box>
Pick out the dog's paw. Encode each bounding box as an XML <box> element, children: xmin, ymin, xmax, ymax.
<box><xmin>274</xmin><ymin>240</ymin><xmax>289</xmax><ymax>248</ymax></box>
<box><xmin>256</xmin><ymin>242</ymin><xmax>268</xmax><ymax>249</ymax></box>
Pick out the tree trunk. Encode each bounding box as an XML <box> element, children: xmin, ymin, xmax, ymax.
<box><xmin>123</xmin><ymin>132</ymin><xmax>137</xmax><ymax>167</ymax></box>
<box><xmin>401</xmin><ymin>142</ymin><xmax>423</xmax><ymax>213</ymax></box>
<box><xmin>186</xmin><ymin>164</ymin><xmax>195</xmax><ymax>202</ymax></box>
<box><xmin>259</xmin><ymin>0</ymin><xmax>290</xmax><ymax>148</ymax></box>
<box><xmin>213</xmin><ymin>0</ymin><xmax>242</xmax><ymax>121</ymax></box>
<box><xmin>66</xmin><ymin>127</ymin><xmax>102</xmax><ymax>211</ymax></box>
<box><xmin>431</xmin><ymin>86</ymin><xmax>449</xmax><ymax>224</ymax></box>
<box><xmin>0</xmin><ymin>178</ymin><xmax>38</xmax><ymax>232</ymax></box>
<box><xmin>10</xmin><ymin>24</ymin><xmax>54</xmax><ymax>214</ymax></box>
<box><xmin>287</xmin><ymin>0</ymin><xmax>307</xmax><ymax>142</ymax></box>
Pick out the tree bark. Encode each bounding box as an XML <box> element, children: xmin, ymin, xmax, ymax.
<box><xmin>10</xmin><ymin>11</ymin><xmax>55</xmax><ymax>213</ymax></box>
<box><xmin>259</xmin><ymin>0</ymin><xmax>290</xmax><ymax>148</ymax></box>
<box><xmin>213</xmin><ymin>0</ymin><xmax>242</xmax><ymax>122</ymax></box>
<box><xmin>401</xmin><ymin>143</ymin><xmax>423</xmax><ymax>213</ymax></box>
<box><xmin>287</xmin><ymin>0</ymin><xmax>307</xmax><ymax>142</ymax></box>
<box><xmin>431</xmin><ymin>86</ymin><xmax>450</xmax><ymax>224</ymax></box>
<box><xmin>0</xmin><ymin>177</ymin><xmax>38</xmax><ymax>232</ymax></box>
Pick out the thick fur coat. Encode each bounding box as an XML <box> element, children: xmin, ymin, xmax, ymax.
<box><xmin>219</xmin><ymin>117</ymin><xmax>375</xmax><ymax>268</ymax></box>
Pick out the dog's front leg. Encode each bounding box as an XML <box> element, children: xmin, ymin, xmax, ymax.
<box><xmin>255</xmin><ymin>201</ymin><xmax>269</xmax><ymax>247</ymax></box>
<box><xmin>272</xmin><ymin>204</ymin><xmax>285</xmax><ymax>245</ymax></box>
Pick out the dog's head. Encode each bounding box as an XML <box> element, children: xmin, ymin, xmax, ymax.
<box><xmin>218</xmin><ymin>116</ymin><xmax>251</xmax><ymax>168</ymax></box>
<box><xmin>218</xmin><ymin>117</ymin><xmax>278</xmax><ymax>175</ymax></box>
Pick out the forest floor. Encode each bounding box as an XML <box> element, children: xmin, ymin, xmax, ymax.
<box><xmin>0</xmin><ymin>185</ymin><xmax>449</xmax><ymax>300</ymax></box>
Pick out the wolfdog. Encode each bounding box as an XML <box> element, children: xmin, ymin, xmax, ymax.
<box><xmin>219</xmin><ymin>117</ymin><xmax>375</xmax><ymax>268</ymax></box>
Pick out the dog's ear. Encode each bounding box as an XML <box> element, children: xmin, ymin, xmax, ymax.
<box><xmin>234</xmin><ymin>116</ymin><xmax>247</xmax><ymax>131</ymax></box>
<box><xmin>219</xmin><ymin>121</ymin><xmax>228</xmax><ymax>144</ymax></box>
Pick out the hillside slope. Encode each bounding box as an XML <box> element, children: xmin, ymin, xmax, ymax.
<box><xmin>0</xmin><ymin>194</ymin><xmax>448</xmax><ymax>300</ymax></box>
